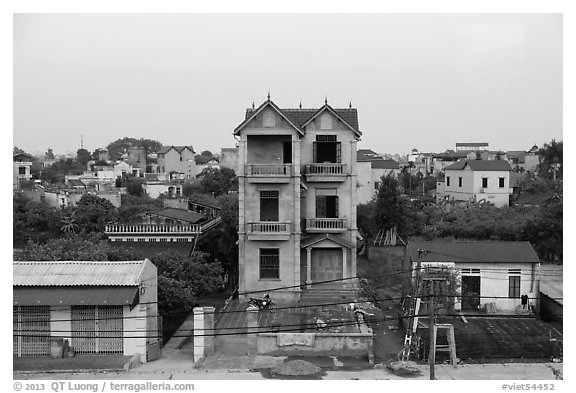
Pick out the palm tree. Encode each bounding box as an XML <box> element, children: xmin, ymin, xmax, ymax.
<box><xmin>60</xmin><ymin>213</ymin><xmax>79</xmax><ymax>234</ymax></box>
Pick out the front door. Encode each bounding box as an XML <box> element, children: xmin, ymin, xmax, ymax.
<box><xmin>461</xmin><ymin>276</ymin><xmax>481</xmax><ymax>311</ymax></box>
<box><xmin>311</xmin><ymin>248</ymin><xmax>343</xmax><ymax>287</ymax></box>
<box><xmin>71</xmin><ymin>306</ymin><xmax>124</xmax><ymax>354</ymax></box>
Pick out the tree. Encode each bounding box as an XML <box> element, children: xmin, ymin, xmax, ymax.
<box><xmin>13</xmin><ymin>146</ymin><xmax>26</xmax><ymax>155</ymax></box>
<box><xmin>117</xmin><ymin>194</ymin><xmax>163</xmax><ymax>223</ymax></box>
<box><xmin>538</xmin><ymin>139</ymin><xmax>563</xmax><ymax>180</ymax></box>
<box><xmin>199</xmin><ymin>167</ymin><xmax>238</xmax><ymax>196</ymax></box>
<box><xmin>76</xmin><ymin>148</ymin><xmax>92</xmax><ymax>168</ymax></box>
<box><xmin>14</xmin><ymin>237</ymin><xmax>109</xmax><ymax>261</ymax></box>
<box><xmin>60</xmin><ymin>212</ymin><xmax>79</xmax><ymax>234</ymax></box>
<box><xmin>357</xmin><ymin>201</ymin><xmax>378</xmax><ymax>239</ymax></box>
<box><xmin>74</xmin><ymin>194</ymin><xmax>118</xmax><ymax>233</ymax></box>
<box><xmin>106</xmin><ymin>137</ymin><xmax>163</xmax><ymax>161</ymax></box>
<box><xmin>45</xmin><ymin>148</ymin><xmax>55</xmax><ymax>160</ymax></box>
<box><xmin>124</xmin><ymin>177</ymin><xmax>144</xmax><ymax>197</ymax></box>
<box><xmin>374</xmin><ymin>174</ymin><xmax>406</xmax><ymax>233</ymax></box>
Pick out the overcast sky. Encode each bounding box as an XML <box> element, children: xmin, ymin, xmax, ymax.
<box><xmin>13</xmin><ymin>13</ymin><xmax>562</xmax><ymax>157</ymax></box>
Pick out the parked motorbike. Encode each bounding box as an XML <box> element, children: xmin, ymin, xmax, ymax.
<box><xmin>248</xmin><ymin>294</ymin><xmax>276</xmax><ymax>312</ymax></box>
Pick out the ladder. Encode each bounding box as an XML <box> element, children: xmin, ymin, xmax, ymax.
<box><xmin>430</xmin><ymin>323</ymin><xmax>457</xmax><ymax>367</ymax></box>
<box><xmin>399</xmin><ymin>297</ymin><xmax>421</xmax><ymax>361</ymax></box>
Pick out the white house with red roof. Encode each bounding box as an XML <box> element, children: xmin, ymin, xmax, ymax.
<box><xmin>436</xmin><ymin>159</ymin><xmax>513</xmax><ymax>207</ymax></box>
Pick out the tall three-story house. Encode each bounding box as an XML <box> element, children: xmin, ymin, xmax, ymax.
<box><xmin>234</xmin><ymin>98</ymin><xmax>361</xmax><ymax>301</ymax></box>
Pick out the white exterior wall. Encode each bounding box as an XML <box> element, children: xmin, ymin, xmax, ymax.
<box><xmin>143</xmin><ymin>183</ymin><xmax>183</xmax><ymax>199</ymax></box>
<box><xmin>356</xmin><ymin>161</ymin><xmax>373</xmax><ymax>204</ymax></box>
<box><xmin>414</xmin><ymin>260</ymin><xmax>538</xmax><ymax>313</ymax></box>
<box><xmin>443</xmin><ymin>168</ymin><xmax>512</xmax><ymax>207</ymax></box>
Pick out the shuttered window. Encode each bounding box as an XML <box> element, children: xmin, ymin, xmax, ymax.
<box><xmin>260</xmin><ymin>249</ymin><xmax>280</xmax><ymax>279</ymax></box>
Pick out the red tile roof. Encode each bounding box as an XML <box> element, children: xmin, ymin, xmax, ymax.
<box><xmin>445</xmin><ymin>159</ymin><xmax>512</xmax><ymax>171</ymax></box>
<box><xmin>406</xmin><ymin>241</ymin><xmax>540</xmax><ymax>263</ymax></box>
<box><xmin>371</xmin><ymin>159</ymin><xmax>399</xmax><ymax>169</ymax></box>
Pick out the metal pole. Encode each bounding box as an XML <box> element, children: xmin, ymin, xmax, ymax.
<box><xmin>429</xmin><ymin>291</ymin><xmax>435</xmax><ymax>380</ymax></box>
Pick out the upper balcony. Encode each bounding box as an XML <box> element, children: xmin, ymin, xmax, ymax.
<box><xmin>105</xmin><ymin>224</ymin><xmax>201</xmax><ymax>235</ymax></box>
<box><xmin>304</xmin><ymin>163</ymin><xmax>347</xmax><ymax>182</ymax></box>
<box><xmin>305</xmin><ymin>218</ymin><xmax>347</xmax><ymax>233</ymax></box>
<box><xmin>246</xmin><ymin>164</ymin><xmax>292</xmax><ymax>183</ymax></box>
<box><xmin>246</xmin><ymin>221</ymin><xmax>291</xmax><ymax>241</ymax></box>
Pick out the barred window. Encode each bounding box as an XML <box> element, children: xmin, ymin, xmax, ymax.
<box><xmin>260</xmin><ymin>249</ymin><xmax>280</xmax><ymax>279</ymax></box>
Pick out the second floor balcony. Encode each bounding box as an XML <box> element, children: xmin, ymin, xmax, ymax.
<box><xmin>246</xmin><ymin>164</ymin><xmax>291</xmax><ymax>183</ymax></box>
<box><xmin>305</xmin><ymin>163</ymin><xmax>347</xmax><ymax>182</ymax></box>
<box><xmin>246</xmin><ymin>221</ymin><xmax>291</xmax><ymax>241</ymax></box>
<box><xmin>305</xmin><ymin>218</ymin><xmax>347</xmax><ymax>233</ymax></box>
<box><xmin>105</xmin><ymin>224</ymin><xmax>201</xmax><ymax>235</ymax></box>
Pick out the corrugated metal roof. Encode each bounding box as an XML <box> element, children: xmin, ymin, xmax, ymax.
<box><xmin>406</xmin><ymin>241</ymin><xmax>540</xmax><ymax>264</ymax></box>
<box><xmin>14</xmin><ymin>286</ymin><xmax>139</xmax><ymax>306</ymax></box>
<box><xmin>13</xmin><ymin>261</ymin><xmax>147</xmax><ymax>286</ymax></box>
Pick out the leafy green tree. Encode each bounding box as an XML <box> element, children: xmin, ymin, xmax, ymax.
<box><xmin>522</xmin><ymin>198</ymin><xmax>563</xmax><ymax>261</ymax></box>
<box><xmin>76</xmin><ymin>148</ymin><xmax>92</xmax><ymax>168</ymax></box>
<box><xmin>106</xmin><ymin>137</ymin><xmax>162</xmax><ymax>161</ymax></box>
<box><xmin>14</xmin><ymin>237</ymin><xmax>109</xmax><ymax>261</ymax></box>
<box><xmin>357</xmin><ymin>201</ymin><xmax>378</xmax><ymax>239</ymax></box>
<box><xmin>199</xmin><ymin>167</ymin><xmax>237</xmax><ymax>196</ymax></box>
<box><xmin>74</xmin><ymin>194</ymin><xmax>118</xmax><ymax>233</ymax></box>
<box><xmin>124</xmin><ymin>177</ymin><xmax>144</xmax><ymax>197</ymax></box>
<box><xmin>374</xmin><ymin>174</ymin><xmax>406</xmax><ymax>234</ymax></box>
<box><xmin>538</xmin><ymin>139</ymin><xmax>562</xmax><ymax>180</ymax></box>
<box><xmin>117</xmin><ymin>194</ymin><xmax>163</xmax><ymax>223</ymax></box>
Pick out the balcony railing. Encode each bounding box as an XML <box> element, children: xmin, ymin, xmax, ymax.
<box><xmin>247</xmin><ymin>222</ymin><xmax>291</xmax><ymax>234</ymax></box>
<box><xmin>306</xmin><ymin>218</ymin><xmax>346</xmax><ymax>232</ymax></box>
<box><xmin>246</xmin><ymin>164</ymin><xmax>291</xmax><ymax>176</ymax></box>
<box><xmin>105</xmin><ymin>224</ymin><xmax>201</xmax><ymax>234</ymax></box>
<box><xmin>305</xmin><ymin>163</ymin><xmax>346</xmax><ymax>175</ymax></box>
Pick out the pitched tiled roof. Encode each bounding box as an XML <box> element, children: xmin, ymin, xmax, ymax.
<box><xmin>357</xmin><ymin>149</ymin><xmax>382</xmax><ymax>162</ymax></box>
<box><xmin>152</xmin><ymin>208</ymin><xmax>206</xmax><ymax>223</ymax></box>
<box><xmin>406</xmin><ymin>241</ymin><xmax>540</xmax><ymax>263</ymax></box>
<box><xmin>445</xmin><ymin>159</ymin><xmax>512</xmax><ymax>171</ymax></box>
<box><xmin>68</xmin><ymin>179</ymin><xmax>86</xmax><ymax>187</ymax></box>
<box><xmin>13</xmin><ymin>261</ymin><xmax>149</xmax><ymax>286</ymax></box>
<box><xmin>157</xmin><ymin>146</ymin><xmax>195</xmax><ymax>155</ymax></box>
<box><xmin>371</xmin><ymin>159</ymin><xmax>399</xmax><ymax>169</ymax></box>
<box><xmin>240</xmin><ymin>101</ymin><xmax>360</xmax><ymax>135</ymax></box>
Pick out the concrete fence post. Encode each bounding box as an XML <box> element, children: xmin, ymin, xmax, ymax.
<box><xmin>193</xmin><ymin>307</ymin><xmax>205</xmax><ymax>363</ymax></box>
<box><xmin>204</xmin><ymin>306</ymin><xmax>215</xmax><ymax>356</ymax></box>
<box><xmin>245</xmin><ymin>305</ymin><xmax>259</xmax><ymax>355</ymax></box>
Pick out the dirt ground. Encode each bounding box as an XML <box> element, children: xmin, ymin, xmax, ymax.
<box><xmin>356</xmin><ymin>245</ymin><xmax>407</xmax><ymax>364</ymax></box>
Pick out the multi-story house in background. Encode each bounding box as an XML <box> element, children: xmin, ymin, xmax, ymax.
<box><xmin>13</xmin><ymin>153</ymin><xmax>34</xmax><ymax>189</ymax></box>
<box><xmin>157</xmin><ymin>146</ymin><xmax>196</xmax><ymax>179</ymax></box>
<box><xmin>234</xmin><ymin>97</ymin><xmax>361</xmax><ymax>301</ymax></box>
<box><xmin>436</xmin><ymin>158</ymin><xmax>513</xmax><ymax>207</ymax></box>
<box><xmin>357</xmin><ymin>149</ymin><xmax>400</xmax><ymax>204</ymax></box>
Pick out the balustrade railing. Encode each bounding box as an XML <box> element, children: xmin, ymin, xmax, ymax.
<box><xmin>247</xmin><ymin>222</ymin><xmax>290</xmax><ymax>233</ymax></box>
<box><xmin>306</xmin><ymin>218</ymin><xmax>346</xmax><ymax>231</ymax></box>
<box><xmin>305</xmin><ymin>163</ymin><xmax>346</xmax><ymax>175</ymax></box>
<box><xmin>105</xmin><ymin>224</ymin><xmax>201</xmax><ymax>234</ymax></box>
<box><xmin>246</xmin><ymin>164</ymin><xmax>291</xmax><ymax>176</ymax></box>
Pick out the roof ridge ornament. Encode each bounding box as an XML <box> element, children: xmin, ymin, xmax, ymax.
<box><xmin>267</xmin><ymin>91</ymin><xmax>270</xmax><ymax>102</ymax></box>
<box><xmin>325</xmin><ymin>96</ymin><xmax>328</xmax><ymax>105</ymax></box>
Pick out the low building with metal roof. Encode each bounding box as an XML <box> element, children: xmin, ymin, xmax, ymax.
<box><xmin>13</xmin><ymin>260</ymin><xmax>159</xmax><ymax>363</ymax></box>
<box><xmin>404</xmin><ymin>241</ymin><xmax>541</xmax><ymax>314</ymax></box>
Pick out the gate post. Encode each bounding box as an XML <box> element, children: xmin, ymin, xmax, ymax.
<box><xmin>193</xmin><ymin>307</ymin><xmax>205</xmax><ymax>364</ymax></box>
<box><xmin>204</xmin><ymin>306</ymin><xmax>215</xmax><ymax>356</ymax></box>
<box><xmin>245</xmin><ymin>305</ymin><xmax>259</xmax><ymax>355</ymax></box>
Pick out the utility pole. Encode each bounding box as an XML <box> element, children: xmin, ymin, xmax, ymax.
<box><xmin>428</xmin><ymin>288</ymin><xmax>435</xmax><ymax>380</ymax></box>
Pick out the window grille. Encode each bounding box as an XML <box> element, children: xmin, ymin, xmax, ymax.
<box><xmin>260</xmin><ymin>249</ymin><xmax>280</xmax><ymax>279</ymax></box>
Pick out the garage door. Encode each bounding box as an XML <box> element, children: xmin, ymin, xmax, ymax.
<box><xmin>13</xmin><ymin>306</ymin><xmax>51</xmax><ymax>357</ymax></box>
<box><xmin>311</xmin><ymin>248</ymin><xmax>343</xmax><ymax>286</ymax></box>
<box><xmin>71</xmin><ymin>305</ymin><xmax>124</xmax><ymax>354</ymax></box>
